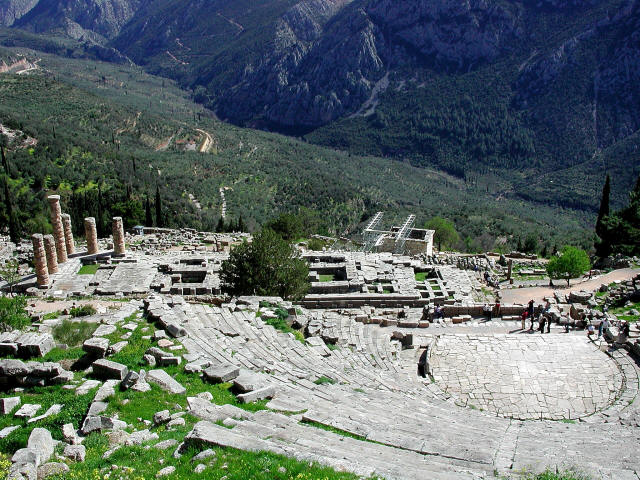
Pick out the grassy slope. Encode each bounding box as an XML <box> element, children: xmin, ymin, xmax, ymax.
<box><xmin>0</xmin><ymin>45</ymin><xmax>594</xmax><ymax>250</ymax></box>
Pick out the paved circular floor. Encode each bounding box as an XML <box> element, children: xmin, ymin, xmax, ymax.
<box><xmin>429</xmin><ymin>334</ymin><xmax>623</xmax><ymax>420</ymax></box>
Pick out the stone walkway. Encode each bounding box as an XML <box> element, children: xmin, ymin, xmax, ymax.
<box><xmin>429</xmin><ymin>334</ymin><xmax>622</xmax><ymax>420</ymax></box>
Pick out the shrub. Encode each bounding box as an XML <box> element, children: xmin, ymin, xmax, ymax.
<box><xmin>70</xmin><ymin>305</ymin><xmax>97</xmax><ymax>318</ymax></box>
<box><xmin>0</xmin><ymin>295</ymin><xmax>30</xmax><ymax>331</ymax></box>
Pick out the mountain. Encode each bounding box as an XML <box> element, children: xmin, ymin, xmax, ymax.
<box><xmin>12</xmin><ymin>0</ymin><xmax>147</xmax><ymax>42</ymax></box>
<box><xmin>0</xmin><ymin>0</ymin><xmax>38</xmax><ymax>26</ymax></box>
<box><xmin>3</xmin><ymin>0</ymin><xmax>639</xmax><ymax>212</ymax></box>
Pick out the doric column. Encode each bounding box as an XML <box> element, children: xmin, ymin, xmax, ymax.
<box><xmin>61</xmin><ymin>213</ymin><xmax>76</xmax><ymax>255</ymax></box>
<box><xmin>84</xmin><ymin>217</ymin><xmax>99</xmax><ymax>254</ymax></box>
<box><xmin>32</xmin><ymin>234</ymin><xmax>49</xmax><ymax>288</ymax></box>
<box><xmin>112</xmin><ymin>217</ymin><xmax>126</xmax><ymax>256</ymax></box>
<box><xmin>43</xmin><ymin>234</ymin><xmax>58</xmax><ymax>274</ymax></box>
<box><xmin>47</xmin><ymin>195</ymin><xmax>67</xmax><ymax>263</ymax></box>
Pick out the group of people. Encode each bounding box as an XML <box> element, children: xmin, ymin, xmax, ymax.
<box><xmin>587</xmin><ymin>316</ymin><xmax>631</xmax><ymax>347</ymax></box>
<box><xmin>482</xmin><ymin>302</ymin><xmax>501</xmax><ymax>320</ymax></box>
<box><xmin>521</xmin><ymin>299</ymin><xmax>552</xmax><ymax>333</ymax></box>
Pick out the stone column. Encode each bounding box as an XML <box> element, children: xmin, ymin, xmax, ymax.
<box><xmin>84</xmin><ymin>217</ymin><xmax>99</xmax><ymax>255</ymax></box>
<box><xmin>61</xmin><ymin>214</ymin><xmax>76</xmax><ymax>255</ymax></box>
<box><xmin>32</xmin><ymin>234</ymin><xmax>49</xmax><ymax>288</ymax></box>
<box><xmin>47</xmin><ymin>195</ymin><xmax>67</xmax><ymax>263</ymax></box>
<box><xmin>43</xmin><ymin>234</ymin><xmax>58</xmax><ymax>274</ymax></box>
<box><xmin>112</xmin><ymin>217</ymin><xmax>126</xmax><ymax>256</ymax></box>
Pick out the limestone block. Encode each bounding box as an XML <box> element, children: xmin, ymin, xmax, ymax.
<box><xmin>147</xmin><ymin>369</ymin><xmax>186</xmax><ymax>394</ymax></box>
<box><xmin>0</xmin><ymin>397</ymin><xmax>21</xmax><ymax>414</ymax></box>
<box><xmin>204</xmin><ymin>364</ymin><xmax>239</xmax><ymax>384</ymax></box>
<box><xmin>91</xmin><ymin>359</ymin><xmax>128</xmax><ymax>380</ymax></box>
<box><xmin>83</xmin><ymin>337</ymin><xmax>109</xmax><ymax>358</ymax></box>
<box><xmin>63</xmin><ymin>444</ymin><xmax>86</xmax><ymax>462</ymax></box>
<box><xmin>237</xmin><ymin>386</ymin><xmax>275</xmax><ymax>403</ymax></box>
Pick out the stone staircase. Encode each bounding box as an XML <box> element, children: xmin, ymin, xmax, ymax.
<box><xmin>146</xmin><ymin>296</ymin><xmax>640</xmax><ymax>479</ymax></box>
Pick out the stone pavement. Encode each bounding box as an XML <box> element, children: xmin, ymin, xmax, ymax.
<box><xmin>429</xmin><ymin>334</ymin><xmax>622</xmax><ymax>419</ymax></box>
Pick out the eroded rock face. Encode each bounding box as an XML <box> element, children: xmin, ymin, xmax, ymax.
<box><xmin>13</xmin><ymin>0</ymin><xmax>149</xmax><ymax>41</ymax></box>
<box><xmin>0</xmin><ymin>0</ymin><xmax>38</xmax><ymax>26</ymax></box>
<box><xmin>215</xmin><ymin>0</ymin><xmax>524</xmax><ymax>127</ymax></box>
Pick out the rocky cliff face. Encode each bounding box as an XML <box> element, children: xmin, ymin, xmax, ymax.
<box><xmin>0</xmin><ymin>0</ymin><xmax>38</xmax><ymax>26</ymax></box>
<box><xmin>13</xmin><ymin>0</ymin><xmax>147</xmax><ymax>42</ymax></box>
<box><xmin>215</xmin><ymin>0</ymin><xmax>527</xmax><ymax>127</ymax></box>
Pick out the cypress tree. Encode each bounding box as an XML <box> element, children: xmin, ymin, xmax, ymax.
<box><xmin>155</xmin><ymin>185</ymin><xmax>163</xmax><ymax>228</ymax></box>
<box><xmin>595</xmin><ymin>174</ymin><xmax>612</xmax><ymax>258</ymax></box>
<box><xmin>145</xmin><ymin>195</ymin><xmax>153</xmax><ymax>227</ymax></box>
<box><xmin>595</xmin><ymin>174</ymin><xmax>610</xmax><ymax>238</ymax></box>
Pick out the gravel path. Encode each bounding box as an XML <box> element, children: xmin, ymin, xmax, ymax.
<box><xmin>499</xmin><ymin>267</ymin><xmax>639</xmax><ymax>304</ymax></box>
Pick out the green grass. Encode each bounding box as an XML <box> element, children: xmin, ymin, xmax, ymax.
<box><xmin>257</xmin><ymin>303</ymin><xmax>305</xmax><ymax>343</ymax></box>
<box><xmin>52</xmin><ymin>319</ymin><xmax>98</xmax><ymax>347</ymax></box>
<box><xmin>77</xmin><ymin>264</ymin><xmax>99</xmax><ymax>275</ymax></box>
<box><xmin>318</xmin><ymin>274</ymin><xmax>334</xmax><ymax>282</ymax></box>
<box><xmin>42</xmin><ymin>311</ymin><xmax>60</xmax><ymax>320</ymax></box>
<box><xmin>0</xmin><ymin>382</ymin><xmax>96</xmax><ymax>455</ymax></box>
<box><xmin>415</xmin><ymin>272</ymin><xmax>428</xmax><ymax>282</ymax></box>
<box><xmin>313</xmin><ymin>376</ymin><xmax>336</xmax><ymax>386</ymax></box>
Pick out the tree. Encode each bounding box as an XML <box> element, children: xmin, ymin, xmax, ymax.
<box><xmin>546</xmin><ymin>246</ymin><xmax>591</xmax><ymax>286</ymax></box>
<box><xmin>265</xmin><ymin>213</ymin><xmax>303</xmax><ymax>241</ymax></box>
<box><xmin>595</xmin><ymin>174</ymin><xmax>611</xmax><ymax>257</ymax></box>
<box><xmin>155</xmin><ymin>185</ymin><xmax>163</xmax><ymax>228</ymax></box>
<box><xmin>425</xmin><ymin>217</ymin><xmax>459</xmax><ymax>251</ymax></box>
<box><xmin>1</xmin><ymin>146</ymin><xmax>18</xmax><ymax>244</ymax></box>
<box><xmin>0</xmin><ymin>259</ymin><xmax>20</xmax><ymax>294</ymax></box>
<box><xmin>220</xmin><ymin>229</ymin><xmax>309</xmax><ymax>300</ymax></box>
<box><xmin>145</xmin><ymin>195</ymin><xmax>153</xmax><ymax>227</ymax></box>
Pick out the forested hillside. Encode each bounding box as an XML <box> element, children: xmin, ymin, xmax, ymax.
<box><xmin>1</xmin><ymin>0</ymin><xmax>638</xmax><ymax>215</ymax></box>
<box><xmin>0</xmin><ymin>48</ymin><xmax>594</xmax><ymax>253</ymax></box>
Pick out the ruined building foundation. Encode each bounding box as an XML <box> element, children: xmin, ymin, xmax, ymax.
<box><xmin>112</xmin><ymin>217</ymin><xmax>126</xmax><ymax>256</ymax></box>
<box><xmin>43</xmin><ymin>234</ymin><xmax>58</xmax><ymax>274</ymax></box>
<box><xmin>61</xmin><ymin>213</ymin><xmax>75</xmax><ymax>255</ymax></box>
<box><xmin>47</xmin><ymin>195</ymin><xmax>67</xmax><ymax>263</ymax></box>
<box><xmin>84</xmin><ymin>217</ymin><xmax>99</xmax><ymax>255</ymax></box>
<box><xmin>31</xmin><ymin>234</ymin><xmax>49</xmax><ymax>288</ymax></box>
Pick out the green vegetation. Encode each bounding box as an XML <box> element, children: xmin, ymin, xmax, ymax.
<box><xmin>415</xmin><ymin>272</ymin><xmax>428</xmax><ymax>282</ymax></box>
<box><xmin>0</xmin><ymin>382</ymin><xmax>96</xmax><ymax>455</ymax></box>
<box><xmin>0</xmin><ymin>295</ymin><xmax>30</xmax><ymax>330</ymax></box>
<box><xmin>220</xmin><ymin>229</ymin><xmax>309</xmax><ymax>300</ymax></box>
<box><xmin>257</xmin><ymin>302</ymin><xmax>305</xmax><ymax>343</ymax></box>
<box><xmin>69</xmin><ymin>304</ymin><xmax>97</xmax><ymax>318</ymax></box>
<box><xmin>0</xmin><ymin>258</ymin><xmax>20</xmax><ymax>293</ymax></box>
<box><xmin>300</xmin><ymin>419</ymin><xmax>369</xmax><ymax>442</ymax></box>
<box><xmin>318</xmin><ymin>274</ymin><xmax>334</xmax><ymax>283</ymax></box>
<box><xmin>0</xmin><ymin>48</ymin><xmax>596</xmax><ymax>254</ymax></box>
<box><xmin>52</xmin><ymin>319</ymin><xmax>98</xmax><ymax>347</ymax></box>
<box><xmin>596</xmin><ymin>174</ymin><xmax>640</xmax><ymax>257</ymax></box>
<box><xmin>42</xmin><ymin>311</ymin><xmax>60</xmax><ymax>320</ymax></box>
<box><xmin>313</xmin><ymin>376</ymin><xmax>336</xmax><ymax>385</ymax></box>
<box><xmin>547</xmin><ymin>246</ymin><xmax>591</xmax><ymax>286</ymax></box>
<box><xmin>77</xmin><ymin>264</ymin><xmax>99</xmax><ymax>275</ymax></box>
<box><xmin>425</xmin><ymin>217</ymin><xmax>460</xmax><ymax>251</ymax></box>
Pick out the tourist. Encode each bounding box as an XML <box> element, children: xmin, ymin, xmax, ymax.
<box><xmin>483</xmin><ymin>304</ymin><xmax>492</xmax><ymax>320</ymax></box>
<box><xmin>587</xmin><ymin>323</ymin><xmax>595</xmax><ymax>339</ymax></box>
<box><xmin>539</xmin><ymin>315</ymin><xmax>546</xmax><ymax>333</ymax></box>
<box><xmin>527</xmin><ymin>299</ymin><xmax>534</xmax><ymax>320</ymax></box>
<box><xmin>546</xmin><ymin>314</ymin><xmax>551</xmax><ymax>333</ymax></box>
<box><xmin>617</xmin><ymin>321</ymin><xmax>630</xmax><ymax>347</ymax></box>
<box><xmin>544</xmin><ymin>300</ymin><xmax>551</xmax><ymax>314</ymax></box>
<box><xmin>521</xmin><ymin>310</ymin><xmax>528</xmax><ymax>330</ymax></box>
<box><xmin>434</xmin><ymin>305</ymin><xmax>444</xmax><ymax>320</ymax></box>
<box><xmin>494</xmin><ymin>301</ymin><xmax>501</xmax><ymax>318</ymax></box>
<box><xmin>601</xmin><ymin>317</ymin><xmax>611</xmax><ymax>339</ymax></box>
<box><xmin>597</xmin><ymin>318</ymin><xmax>605</xmax><ymax>339</ymax></box>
